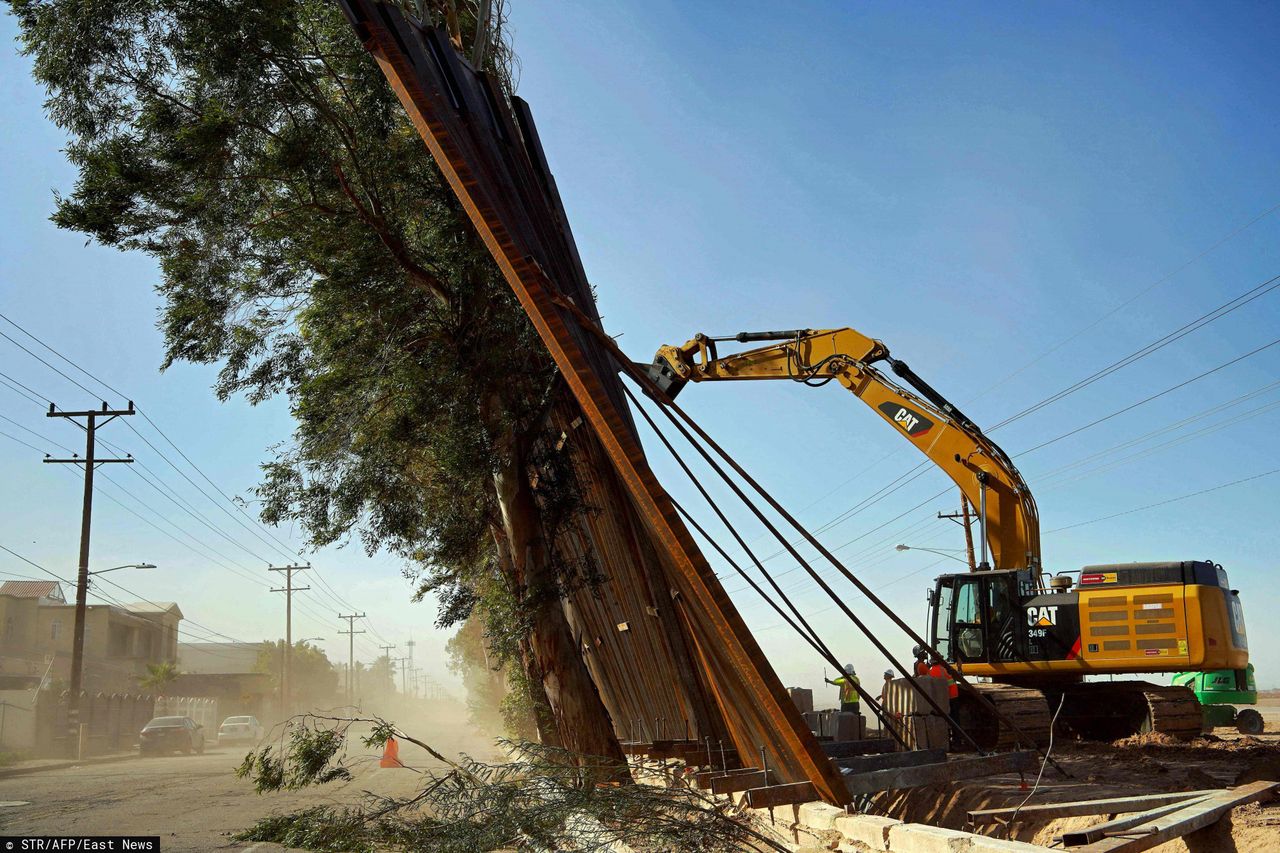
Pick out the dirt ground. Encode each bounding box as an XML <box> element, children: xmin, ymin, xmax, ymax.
<box><xmin>876</xmin><ymin>698</ymin><xmax>1280</xmax><ymax>851</ymax></box>
<box><xmin>0</xmin><ymin>699</ymin><xmax>499</xmax><ymax>851</ymax></box>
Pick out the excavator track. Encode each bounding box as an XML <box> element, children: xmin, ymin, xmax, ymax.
<box><xmin>1046</xmin><ymin>681</ymin><xmax>1204</xmax><ymax>742</ymax></box>
<box><xmin>1139</xmin><ymin>685</ymin><xmax>1204</xmax><ymax>740</ymax></box>
<box><xmin>952</xmin><ymin>682</ymin><xmax>1202</xmax><ymax>747</ymax></box>
<box><xmin>952</xmin><ymin>684</ymin><xmax>1053</xmax><ymax>751</ymax></box>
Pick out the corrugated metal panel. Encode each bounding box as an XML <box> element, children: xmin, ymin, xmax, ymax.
<box><xmin>334</xmin><ymin>1</ymin><xmax>849</xmax><ymax>804</ymax></box>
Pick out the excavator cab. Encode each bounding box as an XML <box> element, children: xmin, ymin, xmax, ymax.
<box><xmin>929</xmin><ymin>571</ymin><xmax>1037</xmax><ymax>666</ymax></box>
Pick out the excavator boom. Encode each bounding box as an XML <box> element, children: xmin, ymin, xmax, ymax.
<box><xmin>651</xmin><ymin>328</ymin><xmax>1041</xmax><ymax>570</ymax></box>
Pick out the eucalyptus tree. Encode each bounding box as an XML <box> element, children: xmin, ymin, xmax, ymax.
<box><xmin>10</xmin><ymin>0</ymin><xmax>623</xmax><ymax>764</ymax></box>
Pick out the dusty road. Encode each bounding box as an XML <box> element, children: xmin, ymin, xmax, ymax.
<box><xmin>0</xmin><ymin>717</ymin><xmax>496</xmax><ymax>852</ymax></box>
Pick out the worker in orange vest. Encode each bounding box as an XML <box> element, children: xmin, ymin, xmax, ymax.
<box><xmin>926</xmin><ymin>661</ymin><xmax>959</xmax><ymax>700</ymax></box>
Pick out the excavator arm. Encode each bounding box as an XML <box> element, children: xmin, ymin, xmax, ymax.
<box><xmin>648</xmin><ymin>328</ymin><xmax>1041</xmax><ymax>571</ymax></box>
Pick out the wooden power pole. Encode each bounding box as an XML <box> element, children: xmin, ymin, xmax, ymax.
<box><xmin>338</xmin><ymin>612</ymin><xmax>366</xmax><ymax>706</ymax></box>
<box><xmin>268</xmin><ymin>564</ymin><xmax>310</xmax><ymax>716</ymax></box>
<box><xmin>44</xmin><ymin>401</ymin><xmax>135</xmax><ymax>757</ymax></box>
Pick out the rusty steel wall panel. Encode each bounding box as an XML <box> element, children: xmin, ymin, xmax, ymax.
<box><xmin>334</xmin><ymin>1</ymin><xmax>850</xmax><ymax>804</ymax></box>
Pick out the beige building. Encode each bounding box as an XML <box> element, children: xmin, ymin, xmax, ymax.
<box><xmin>0</xmin><ymin>581</ymin><xmax>183</xmax><ymax>692</ymax></box>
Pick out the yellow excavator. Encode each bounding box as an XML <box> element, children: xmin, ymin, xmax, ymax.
<box><xmin>649</xmin><ymin>328</ymin><xmax>1250</xmax><ymax>746</ymax></box>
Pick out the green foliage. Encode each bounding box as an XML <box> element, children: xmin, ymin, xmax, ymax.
<box><xmin>236</xmin><ymin>718</ymin><xmax>352</xmax><ymax>793</ymax></box>
<box><xmin>238</xmin><ymin>807</ymin><xmax>374</xmax><ymax>853</ymax></box>
<box><xmin>11</xmin><ymin>0</ymin><xmax>612</xmax><ymax>754</ymax></box>
<box><xmin>255</xmin><ymin>639</ymin><xmax>340</xmax><ymax>709</ymax></box>
<box><xmin>136</xmin><ymin>661</ymin><xmax>179</xmax><ymax>691</ymax></box>
<box><xmin>8</xmin><ymin>0</ymin><xmax>548</xmax><ymax>595</ymax></box>
<box><xmin>235</xmin><ymin>716</ymin><xmax>787</xmax><ymax>853</ymax></box>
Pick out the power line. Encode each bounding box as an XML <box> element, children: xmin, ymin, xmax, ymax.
<box><xmin>723</xmin><ymin>274</ymin><xmax>1280</xmax><ymax>586</ymax></box>
<box><xmin>968</xmin><ymin>199</ymin><xmax>1280</xmax><ymax>402</ymax></box>
<box><xmin>0</xmin><ymin>428</ymin><xmax>47</xmax><ymax>454</ymax></box>
<box><xmin>1032</xmin><ymin>379</ymin><xmax>1280</xmax><ymax>482</ymax></box>
<box><xmin>0</xmin><ymin>313</ymin><xmax>379</xmax><ymax>624</ymax></box>
<box><xmin>1016</xmin><ymin>336</ymin><xmax>1280</xmax><ymax>457</ymax></box>
<box><xmin>1045</xmin><ymin>468</ymin><xmax>1280</xmax><ymax>533</ymax></box>
<box><xmin>0</xmin><ymin>542</ymin><xmax>244</xmax><ymax>646</ymax></box>
<box><xmin>991</xmin><ymin>272</ymin><xmax>1280</xmax><ymax>430</ymax></box>
<box><xmin>1038</xmin><ymin>400</ymin><xmax>1280</xmax><ymax>491</ymax></box>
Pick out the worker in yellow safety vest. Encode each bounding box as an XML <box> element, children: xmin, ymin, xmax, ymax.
<box><xmin>825</xmin><ymin>664</ymin><xmax>861</xmax><ymax>714</ymax></box>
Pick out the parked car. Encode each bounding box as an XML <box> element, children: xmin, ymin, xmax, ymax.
<box><xmin>139</xmin><ymin>716</ymin><xmax>205</xmax><ymax>755</ymax></box>
<box><xmin>216</xmin><ymin>715</ymin><xmax>264</xmax><ymax>745</ymax></box>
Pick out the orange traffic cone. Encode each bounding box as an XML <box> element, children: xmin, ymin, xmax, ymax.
<box><xmin>379</xmin><ymin>736</ymin><xmax>403</xmax><ymax>768</ymax></box>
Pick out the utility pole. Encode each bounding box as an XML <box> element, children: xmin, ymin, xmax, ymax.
<box><xmin>378</xmin><ymin>640</ymin><xmax>394</xmax><ymax>696</ymax></box>
<box><xmin>44</xmin><ymin>401</ymin><xmax>134</xmax><ymax>757</ymax></box>
<box><xmin>395</xmin><ymin>656</ymin><xmax>409</xmax><ymax>695</ymax></box>
<box><xmin>268</xmin><ymin>564</ymin><xmax>310</xmax><ymax>716</ymax></box>
<box><xmin>939</xmin><ymin>490</ymin><xmax>978</xmax><ymax>572</ymax></box>
<box><xmin>338</xmin><ymin>613</ymin><xmax>366</xmax><ymax>706</ymax></box>
<box><xmin>404</xmin><ymin>637</ymin><xmax>415</xmax><ymax>696</ymax></box>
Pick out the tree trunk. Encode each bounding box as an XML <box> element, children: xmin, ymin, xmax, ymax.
<box><xmin>490</xmin><ymin>424</ymin><xmax>627</xmax><ymax>770</ymax></box>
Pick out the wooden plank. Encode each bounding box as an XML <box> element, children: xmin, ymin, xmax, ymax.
<box><xmin>1060</xmin><ymin>795</ymin><xmax>1214</xmax><ymax>846</ymax></box>
<box><xmin>834</xmin><ymin>748</ymin><xmax>946</xmax><ymax>774</ymax></box>
<box><xmin>1073</xmin><ymin>780</ymin><xmax>1278</xmax><ymax>853</ymax></box>
<box><xmin>844</xmin><ymin>752</ymin><xmax>1036</xmax><ymax>796</ymax></box>
<box><xmin>712</xmin><ymin>770</ymin><xmax>771</xmax><ymax>795</ymax></box>
<box><xmin>968</xmin><ymin>789</ymin><xmax>1217</xmax><ymax>825</ymax></box>
<box><xmin>744</xmin><ymin>781</ymin><xmax>819</xmax><ymax>810</ymax></box>
<box><xmin>820</xmin><ymin>738</ymin><xmax>897</xmax><ymax>759</ymax></box>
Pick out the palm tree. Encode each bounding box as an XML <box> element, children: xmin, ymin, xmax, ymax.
<box><xmin>137</xmin><ymin>662</ymin><xmax>179</xmax><ymax>692</ymax></box>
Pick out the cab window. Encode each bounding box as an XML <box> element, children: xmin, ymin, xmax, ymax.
<box><xmin>953</xmin><ymin>578</ymin><xmax>986</xmax><ymax>661</ymax></box>
<box><xmin>931</xmin><ymin>582</ymin><xmax>954</xmax><ymax>659</ymax></box>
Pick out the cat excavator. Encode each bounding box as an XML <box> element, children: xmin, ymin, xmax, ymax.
<box><xmin>648</xmin><ymin>328</ymin><xmax>1251</xmax><ymax>747</ymax></box>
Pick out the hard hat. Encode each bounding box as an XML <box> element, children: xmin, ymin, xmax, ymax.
<box><xmin>844</xmin><ymin>663</ymin><xmax>856</xmax><ymax>674</ymax></box>
<box><xmin>883</xmin><ymin>670</ymin><xmax>893</xmax><ymax>679</ymax></box>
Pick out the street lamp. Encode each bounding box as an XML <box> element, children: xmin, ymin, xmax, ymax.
<box><xmin>88</xmin><ymin>562</ymin><xmax>156</xmax><ymax>577</ymax></box>
<box><xmin>895</xmin><ymin>544</ymin><xmax>969</xmax><ymax>565</ymax></box>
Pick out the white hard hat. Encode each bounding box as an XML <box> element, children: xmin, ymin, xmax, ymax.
<box><xmin>844</xmin><ymin>663</ymin><xmax>856</xmax><ymax>674</ymax></box>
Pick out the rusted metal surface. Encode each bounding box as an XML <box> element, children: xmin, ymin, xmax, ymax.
<box><xmin>333</xmin><ymin>1</ymin><xmax>850</xmax><ymax>804</ymax></box>
<box><xmin>744</xmin><ymin>781</ymin><xmax>819</xmax><ymax>810</ymax></box>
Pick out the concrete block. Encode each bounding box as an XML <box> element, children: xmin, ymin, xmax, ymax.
<box><xmin>836</xmin><ymin>711</ymin><xmax>865</xmax><ymax>741</ymax></box>
<box><xmin>789</xmin><ymin>687</ymin><xmax>815</xmax><ymax>714</ymax></box>
<box><xmin>797</xmin><ymin>800</ymin><xmax>845</xmax><ymax>831</ymax></box>
<box><xmin>886</xmin><ymin>822</ymin><xmax>975</xmax><ymax>853</ymax></box>
<box><xmin>834</xmin><ymin>814</ymin><xmax>900</xmax><ymax>851</ymax></box>
<box><xmin>964</xmin><ymin>836</ymin><xmax>1046</xmax><ymax>852</ymax></box>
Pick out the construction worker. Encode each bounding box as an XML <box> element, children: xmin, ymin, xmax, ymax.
<box><xmin>825</xmin><ymin>664</ymin><xmax>861</xmax><ymax>714</ymax></box>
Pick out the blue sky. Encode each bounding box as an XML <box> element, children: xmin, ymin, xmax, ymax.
<box><xmin>2</xmin><ymin>2</ymin><xmax>1278</xmax><ymax>701</ymax></box>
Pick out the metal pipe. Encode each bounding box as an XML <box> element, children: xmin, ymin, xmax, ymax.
<box><xmin>977</xmin><ymin>472</ymin><xmax>990</xmax><ymax>570</ymax></box>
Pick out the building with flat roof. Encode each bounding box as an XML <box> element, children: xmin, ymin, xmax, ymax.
<box><xmin>0</xmin><ymin>582</ymin><xmax>183</xmax><ymax>692</ymax></box>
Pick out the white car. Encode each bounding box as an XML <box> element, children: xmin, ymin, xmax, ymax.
<box><xmin>216</xmin><ymin>715</ymin><xmax>264</xmax><ymax>745</ymax></box>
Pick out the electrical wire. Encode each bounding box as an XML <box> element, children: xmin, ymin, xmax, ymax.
<box><xmin>1044</xmin><ymin>468</ymin><xmax>1280</xmax><ymax>534</ymax></box>
<box><xmin>0</xmin><ymin>314</ymin><xmax>384</xmax><ymax>641</ymax></box>
<box><xmin>969</xmin><ymin>199</ymin><xmax>1280</xmax><ymax>403</ymax></box>
<box><xmin>1016</xmin><ymin>336</ymin><xmax>1280</xmax><ymax>456</ymax></box>
<box><xmin>991</xmin><ymin>272</ymin><xmax>1280</xmax><ymax>430</ymax></box>
<box><xmin>1005</xmin><ymin>693</ymin><xmax>1067</xmax><ymax>834</ymax></box>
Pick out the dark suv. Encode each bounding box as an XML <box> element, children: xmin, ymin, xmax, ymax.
<box><xmin>139</xmin><ymin>716</ymin><xmax>206</xmax><ymax>755</ymax></box>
